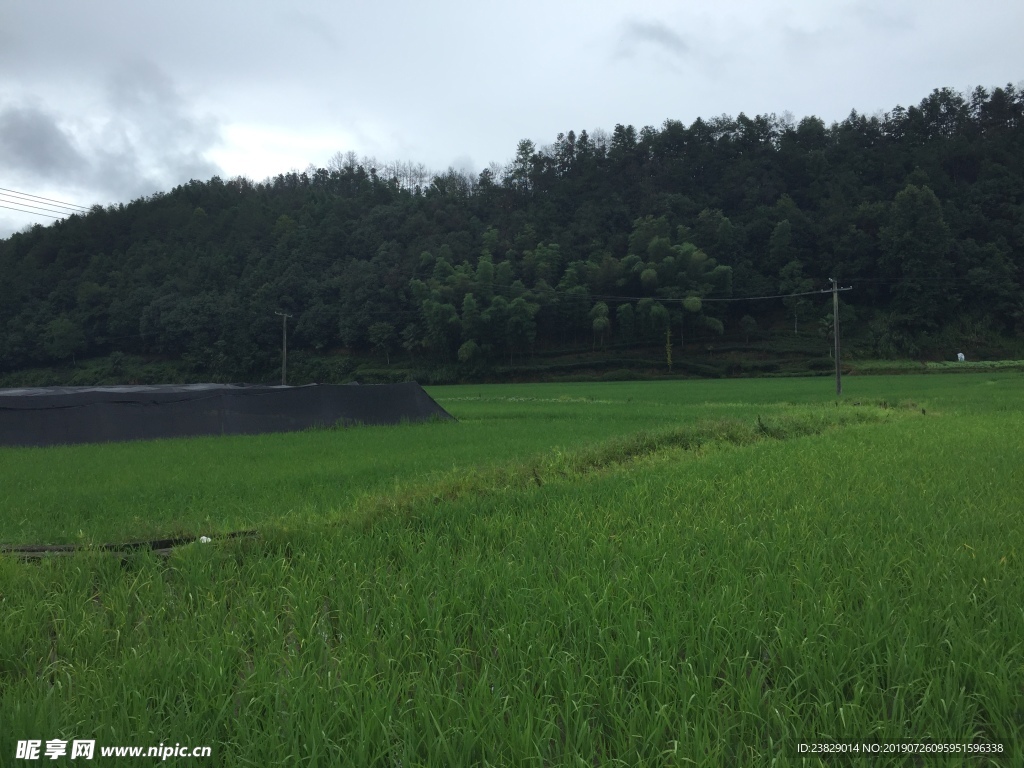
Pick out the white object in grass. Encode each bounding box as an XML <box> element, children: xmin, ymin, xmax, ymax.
<box><xmin>199</xmin><ymin>536</ymin><xmax>212</xmax><ymax>544</ymax></box>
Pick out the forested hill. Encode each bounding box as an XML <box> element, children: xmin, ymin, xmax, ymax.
<box><xmin>2</xmin><ymin>84</ymin><xmax>1023</xmax><ymax>382</ymax></box>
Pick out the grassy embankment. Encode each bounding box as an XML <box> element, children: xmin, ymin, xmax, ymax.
<box><xmin>1</xmin><ymin>373</ymin><xmax>1022</xmax><ymax>765</ymax></box>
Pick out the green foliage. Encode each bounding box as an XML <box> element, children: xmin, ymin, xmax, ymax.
<box><xmin>506</xmin><ymin>297</ymin><xmax>538</xmax><ymax>363</ymax></box>
<box><xmin>740</xmin><ymin>314</ymin><xmax>758</xmax><ymax>342</ymax></box>
<box><xmin>421</xmin><ymin>300</ymin><xmax>460</xmax><ymax>362</ymax></box>
<box><xmin>42</xmin><ymin>315</ymin><xmax>86</xmax><ymax>364</ymax></box>
<box><xmin>648</xmin><ymin>301</ymin><xmax>669</xmax><ymax>330</ymax></box>
<box><xmin>1</xmin><ymin>84</ymin><xmax>1023</xmax><ymax>381</ymax></box>
<box><xmin>457</xmin><ymin>338</ymin><xmax>480</xmax><ymax>364</ymax></box>
<box><xmin>870</xmin><ymin>311</ymin><xmax>920</xmax><ymax>358</ymax></box>
<box><xmin>779</xmin><ymin>259</ymin><xmax>813</xmax><ymax>334</ymax></box>
<box><xmin>702</xmin><ymin>315</ymin><xmax>725</xmax><ymax>336</ymax></box>
<box><xmin>640</xmin><ymin>267</ymin><xmax>658</xmax><ymax>292</ymax></box>
<box><xmin>628</xmin><ymin>215</ymin><xmax>671</xmax><ymax>256</ymax></box>
<box><xmin>589</xmin><ymin>301</ymin><xmax>609</xmax><ymax>350</ymax></box>
<box><xmin>459</xmin><ymin>293</ymin><xmax>480</xmax><ymax>343</ymax></box>
<box><xmin>768</xmin><ymin>219</ymin><xmax>793</xmax><ymax>269</ymax></box>
<box><xmin>367</xmin><ymin>321</ymin><xmax>395</xmax><ymax>364</ymax></box>
<box><xmin>880</xmin><ymin>184</ymin><xmax>956</xmax><ymax>328</ymax></box>
<box><xmin>615</xmin><ymin>303</ymin><xmax>635</xmax><ymax>345</ymax></box>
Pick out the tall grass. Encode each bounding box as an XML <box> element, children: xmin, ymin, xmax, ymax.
<box><xmin>1</xmin><ymin>373</ymin><xmax>1022</xmax><ymax>765</ymax></box>
<box><xmin>0</xmin><ymin>375</ymin><xmax>934</xmax><ymax>546</ymax></box>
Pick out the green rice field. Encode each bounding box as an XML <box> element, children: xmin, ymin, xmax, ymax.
<box><xmin>1</xmin><ymin>373</ymin><xmax>1022</xmax><ymax>765</ymax></box>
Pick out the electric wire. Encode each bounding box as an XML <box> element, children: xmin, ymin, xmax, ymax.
<box><xmin>0</xmin><ymin>203</ymin><xmax>63</xmax><ymax>219</ymax></box>
<box><xmin>0</xmin><ymin>197</ymin><xmax>80</xmax><ymax>218</ymax></box>
<box><xmin>0</xmin><ymin>187</ymin><xmax>90</xmax><ymax>212</ymax></box>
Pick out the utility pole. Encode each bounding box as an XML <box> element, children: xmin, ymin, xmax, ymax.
<box><xmin>274</xmin><ymin>311</ymin><xmax>292</xmax><ymax>385</ymax></box>
<box><xmin>822</xmin><ymin>279</ymin><xmax>852</xmax><ymax>396</ymax></box>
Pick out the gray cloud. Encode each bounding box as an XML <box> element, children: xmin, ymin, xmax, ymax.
<box><xmin>0</xmin><ymin>60</ymin><xmax>221</xmax><ymax>207</ymax></box>
<box><xmin>283</xmin><ymin>9</ymin><xmax>342</xmax><ymax>53</ymax></box>
<box><xmin>782</xmin><ymin>1</ymin><xmax>914</xmax><ymax>54</ymax></box>
<box><xmin>848</xmin><ymin>0</ymin><xmax>915</xmax><ymax>33</ymax></box>
<box><xmin>616</xmin><ymin>19</ymin><xmax>689</xmax><ymax>61</ymax></box>
<box><xmin>0</xmin><ymin>105</ymin><xmax>87</xmax><ymax>179</ymax></box>
<box><xmin>101</xmin><ymin>59</ymin><xmax>222</xmax><ymax>194</ymax></box>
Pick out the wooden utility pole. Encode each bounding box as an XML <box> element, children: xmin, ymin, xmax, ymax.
<box><xmin>823</xmin><ymin>279</ymin><xmax>852</xmax><ymax>396</ymax></box>
<box><xmin>275</xmin><ymin>311</ymin><xmax>292</xmax><ymax>385</ymax></box>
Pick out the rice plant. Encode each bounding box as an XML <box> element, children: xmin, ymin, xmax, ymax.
<box><xmin>1</xmin><ymin>373</ymin><xmax>1021</xmax><ymax>765</ymax></box>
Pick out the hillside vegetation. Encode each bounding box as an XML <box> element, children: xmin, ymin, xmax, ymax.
<box><xmin>1</xmin><ymin>85</ymin><xmax>1022</xmax><ymax>383</ymax></box>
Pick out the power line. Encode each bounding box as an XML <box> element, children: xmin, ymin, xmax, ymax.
<box><xmin>0</xmin><ymin>203</ymin><xmax>63</xmax><ymax>219</ymax></box>
<box><xmin>850</xmin><ymin>276</ymin><xmax>1010</xmax><ymax>285</ymax></box>
<box><xmin>587</xmin><ymin>288</ymin><xmax>828</xmax><ymax>304</ymax></box>
<box><xmin>0</xmin><ymin>187</ymin><xmax>90</xmax><ymax>212</ymax></box>
<box><xmin>0</xmin><ymin>196</ymin><xmax>80</xmax><ymax>218</ymax></box>
<box><xmin>332</xmin><ymin>258</ymin><xmax>838</xmax><ymax>305</ymax></box>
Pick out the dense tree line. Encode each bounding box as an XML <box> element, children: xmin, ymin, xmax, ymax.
<box><xmin>1</xmin><ymin>84</ymin><xmax>1022</xmax><ymax>378</ymax></box>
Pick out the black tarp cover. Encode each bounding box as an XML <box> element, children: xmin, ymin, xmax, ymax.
<box><xmin>0</xmin><ymin>382</ymin><xmax>453</xmax><ymax>447</ymax></box>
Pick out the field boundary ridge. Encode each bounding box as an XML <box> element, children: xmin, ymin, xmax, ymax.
<box><xmin>344</xmin><ymin>401</ymin><xmax>912</xmax><ymax>527</ymax></box>
<box><xmin>1</xmin><ymin>529</ymin><xmax>259</xmax><ymax>560</ymax></box>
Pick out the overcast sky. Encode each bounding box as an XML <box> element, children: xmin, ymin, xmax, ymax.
<box><xmin>1</xmin><ymin>0</ymin><xmax>1022</xmax><ymax>237</ymax></box>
